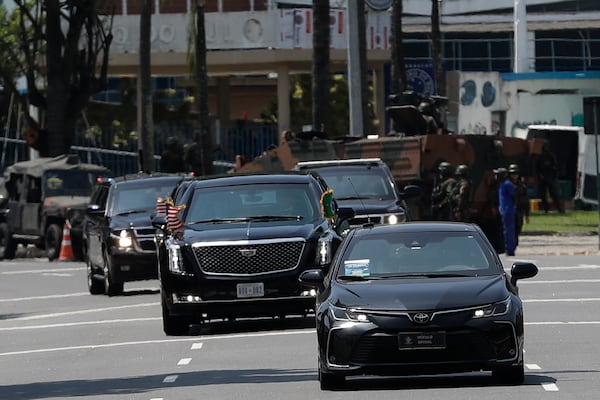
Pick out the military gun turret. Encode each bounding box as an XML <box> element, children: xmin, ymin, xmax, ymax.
<box><xmin>387</xmin><ymin>91</ymin><xmax>448</xmax><ymax>135</ymax></box>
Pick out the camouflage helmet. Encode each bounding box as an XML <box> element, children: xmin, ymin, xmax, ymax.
<box><xmin>438</xmin><ymin>161</ymin><xmax>453</xmax><ymax>175</ymax></box>
<box><xmin>455</xmin><ymin>164</ymin><xmax>469</xmax><ymax>177</ymax></box>
<box><xmin>508</xmin><ymin>163</ymin><xmax>520</xmax><ymax>173</ymax></box>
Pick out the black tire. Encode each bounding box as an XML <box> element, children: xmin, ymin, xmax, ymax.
<box><xmin>103</xmin><ymin>251</ymin><xmax>124</xmax><ymax>296</ymax></box>
<box><xmin>492</xmin><ymin>362</ymin><xmax>524</xmax><ymax>385</ymax></box>
<box><xmin>319</xmin><ymin>368</ymin><xmax>345</xmax><ymax>390</ymax></box>
<box><xmin>161</xmin><ymin>292</ymin><xmax>190</xmax><ymax>336</ymax></box>
<box><xmin>0</xmin><ymin>222</ymin><xmax>17</xmax><ymax>260</ymax></box>
<box><xmin>45</xmin><ymin>223</ymin><xmax>62</xmax><ymax>261</ymax></box>
<box><xmin>87</xmin><ymin>256</ymin><xmax>104</xmax><ymax>295</ymax></box>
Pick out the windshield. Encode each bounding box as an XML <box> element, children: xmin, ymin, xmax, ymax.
<box><xmin>316</xmin><ymin>168</ymin><xmax>396</xmax><ymax>200</ymax></box>
<box><xmin>43</xmin><ymin>170</ymin><xmax>98</xmax><ymax>197</ymax></box>
<box><xmin>185</xmin><ymin>183</ymin><xmax>320</xmax><ymax>225</ymax></box>
<box><xmin>338</xmin><ymin>231</ymin><xmax>499</xmax><ymax>279</ymax></box>
<box><xmin>110</xmin><ymin>182</ymin><xmax>179</xmax><ymax>216</ymax></box>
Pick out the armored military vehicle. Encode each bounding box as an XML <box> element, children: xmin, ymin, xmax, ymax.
<box><xmin>0</xmin><ymin>155</ymin><xmax>109</xmax><ymax>260</ymax></box>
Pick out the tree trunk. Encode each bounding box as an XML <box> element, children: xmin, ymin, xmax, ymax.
<box><xmin>358</xmin><ymin>0</ymin><xmax>370</xmax><ymax>135</ymax></box>
<box><xmin>195</xmin><ymin>1</ymin><xmax>213</xmax><ymax>176</ymax></box>
<box><xmin>431</xmin><ymin>0</ymin><xmax>445</xmax><ymax>96</ymax></box>
<box><xmin>140</xmin><ymin>0</ymin><xmax>155</xmax><ymax>172</ymax></box>
<box><xmin>391</xmin><ymin>0</ymin><xmax>407</xmax><ymax>94</ymax></box>
<box><xmin>312</xmin><ymin>0</ymin><xmax>330</xmax><ymax>134</ymax></box>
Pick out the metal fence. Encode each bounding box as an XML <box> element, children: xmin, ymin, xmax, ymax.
<box><xmin>0</xmin><ymin>124</ymin><xmax>278</xmax><ymax>176</ymax></box>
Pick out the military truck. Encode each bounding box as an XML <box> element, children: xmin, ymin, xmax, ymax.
<box><xmin>0</xmin><ymin>155</ymin><xmax>109</xmax><ymax>260</ymax></box>
<box><xmin>235</xmin><ymin>132</ymin><xmax>543</xmax><ymax>253</ymax></box>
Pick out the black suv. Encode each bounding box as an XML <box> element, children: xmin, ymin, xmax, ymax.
<box><xmin>84</xmin><ymin>174</ymin><xmax>184</xmax><ymax>296</ymax></box>
<box><xmin>294</xmin><ymin>158</ymin><xmax>420</xmax><ymax>232</ymax></box>
<box><xmin>0</xmin><ymin>155</ymin><xmax>109</xmax><ymax>260</ymax></box>
<box><xmin>154</xmin><ymin>173</ymin><xmax>353</xmax><ymax>335</ymax></box>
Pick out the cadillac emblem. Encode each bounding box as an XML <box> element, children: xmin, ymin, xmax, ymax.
<box><xmin>239</xmin><ymin>249</ymin><xmax>257</xmax><ymax>257</ymax></box>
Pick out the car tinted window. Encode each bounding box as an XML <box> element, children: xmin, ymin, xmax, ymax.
<box><xmin>186</xmin><ymin>183</ymin><xmax>320</xmax><ymax>222</ymax></box>
<box><xmin>316</xmin><ymin>168</ymin><xmax>395</xmax><ymax>200</ymax></box>
<box><xmin>110</xmin><ymin>182</ymin><xmax>179</xmax><ymax>215</ymax></box>
<box><xmin>43</xmin><ymin>170</ymin><xmax>97</xmax><ymax>197</ymax></box>
<box><xmin>339</xmin><ymin>231</ymin><xmax>497</xmax><ymax>277</ymax></box>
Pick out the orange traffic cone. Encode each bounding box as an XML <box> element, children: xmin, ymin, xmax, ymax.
<box><xmin>59</xmin><ymin>221</ymin><xmax>75</xmax><ymax>261</ymax></box>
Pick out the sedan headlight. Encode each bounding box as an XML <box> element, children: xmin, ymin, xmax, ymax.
<box><xmin>167</xmin><ymin>242</ymin><xmax>185</xmax><ymax>274</ymax></box>
<box><xmin>111</xmin><ymin>230</ymin><xmax>133</xmax><ymax>248</ymax></box>
<box><xmin>329</xmin><ymin>304</ymin><xmax>370</xmax><ymax>322</ymax></box>
<box><xmin>386</xmin><ymin>212</ymin><xmax>406</xmax><ymax>225</ymax></box>
<box><xmin>473</xmin><ymin>297</ymin><xmax>511</xmax><ymax>318</ymax></box>
<box><xmin>317</xmin><ymin>236</ymin><xmax>333</xmax><ymax>265</ymax></box>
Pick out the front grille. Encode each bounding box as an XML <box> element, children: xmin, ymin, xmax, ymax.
<box><xmin>350</xmin><ymin>215</ymin><xmax>383</xmax><ymax>226</ymax></box>
<box><xmin>193</xmin><ymin>239</ymin><xmax>306</xmax><ymax>275</ymax></box>
<box><xmin>132</xmin><ymin>227</ymin><xmax>157</xmax><ymax>252</ymax></box>
<box><xmin>347</xmin><ymin>330</ymin><xmax>494</xmax><ymax>365</ymax></box>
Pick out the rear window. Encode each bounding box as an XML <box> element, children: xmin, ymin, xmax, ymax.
<box><xmin>43</xmin><ymin>170</ymin><xmax>99</xmax><ymax>197</ymax></box>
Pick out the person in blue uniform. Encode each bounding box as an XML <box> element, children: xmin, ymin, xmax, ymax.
<box><xmin>498</xmin><ymin>167</ymin><xmax>516</xmax><ymax>256</ymax></box>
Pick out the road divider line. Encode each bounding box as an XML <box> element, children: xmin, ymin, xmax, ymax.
<box><xmin>163</xmin><ymin>375</ymin><xmax>178</xmax><ymax>383</ymax></box>
<box><xmin>191</xmin><ymin>343</ymin><xmax>203</xmax><ymax>350</ymax></box>
<box><xmin>1</xmin><ymin>267</ymin><xmax>84</xmax><ymax>275</ymax></box>
<box><xmin>8</xmin><ymin>302</ymin><xmax>160</xmax><ymax>320</ymax></box>
<box><xmin>526</xmin><ymin>364</ymin><xmax>541</xmax><ymax>370</ymax></box>
<box><xmin>542</xmin><ymin>383</ymin><xmax>559</xmax><ymax>392</ymax></box>
<box><xmin>523</xmin><ymin>298</ymin><xmax>600</xmax><ymax>303</ymax></box>
<box><xmin>0</xmin><ymin>329</ymin><xmax>314</xmax><ymax>357</ymax></box>
<box><xmin>520</xmin><ymin>279</ymin><xmax>600</xmax><ymax>284</ymax></box>
<box><xmin>0</xmin><ymin>318</ymin><xmax>162</xmax><ymax>331</ymax></box>
<box><xmin>177</xmin><ymin>358</ymin><xmax>192</xmax><ymax>366</ymax></box>
<box><xmin>526</xmin><ymin>321</ymin><xmax>600</xmax><ymax>325</ymax></box>
<box><xmin>0</xmin><ymin>292</ymin><xmax>90</xmax><ymax>302</ymax></box>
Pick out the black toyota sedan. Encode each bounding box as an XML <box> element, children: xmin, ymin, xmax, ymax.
<box><xmin>299</xmin><ymin>222</ymin><xmax>538</xmax><ymax>390</ymax></box>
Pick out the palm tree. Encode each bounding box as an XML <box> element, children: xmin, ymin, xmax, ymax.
<box><xmin>431</xmin><ymin>0</ymin><xmax>445</xmax><ymax>96</ymax></box>
<box><xmin>391</xmin><ymin>0</ymin><xmax>406</xmax><ymax>94</ymax></box>
<box><xmin>139</xmin><ymin>0</ymin><xmax>155</xmax><ymax>172</ymax></box>
<box><xmin>187</xmin><ymin>0</ymin><xmax>212</xmax><ymax>176</ymax></box>
<box><xmin>312</xmin><ymin>0</ymin><xmax>330</xmax><ymax>134</ymax></box>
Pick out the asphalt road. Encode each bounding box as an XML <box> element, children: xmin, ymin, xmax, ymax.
<box><xmin>1</xmin><ymin>253</ymin><xmax>599</xmax><ymax>399</ymax></box>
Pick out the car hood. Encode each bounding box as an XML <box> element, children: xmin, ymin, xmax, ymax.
<box><xmin>109</xmin><ymin>212</ymin><xmax>154</xmax><ymax>229</ymax></box>
<box><xmin>332</xmin><ymin>275</ymin><xmax>508</xmax><ymax>310</ymax></box>
<box><xmin>181</xmin><ymin>222</ymin><xmax>323</xmax><ymax>243</ymax></box>
<box><xmin>336</xmin><ymin>198</ymin><xmax>401</xmax><ymax>214</ymax></box>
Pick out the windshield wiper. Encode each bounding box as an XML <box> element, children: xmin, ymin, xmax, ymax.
<box><xmin>336</xmin><ymin>196</ymin><xmax>371</xmax><ymax>200</ymax></box>
<box><xmin>114</xmin><ymin>209</ymin><xmax>148</xmax><ymax>216</ymax></box>
<box><xmin>379</xmin><ymin>273</ymin><xmax>471</xmax><ymax>279</ymax></box>
<box><xmin>338</xmin><ymin>275</ymin><xmax>382</xmax><ymax>281</ymax></box>
<box><xmin>186</xmin><ymin>215</ymin><xmax>303</xmax><ymax>226</ymax></box>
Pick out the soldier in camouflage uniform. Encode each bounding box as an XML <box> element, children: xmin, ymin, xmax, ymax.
<box><xmin>452</xmin><ymin>164</ymin><xmax>472</xmax><ymax>222</ymax></box>
<box><xmin>509</xmin><ymin>163</ymin><xmax>530</xmax><ymax>246</ymax></box>
<box><xmin>431</xmin><ymin>161</ymin><xmax>457</xmax><ymax>221</ymax></box>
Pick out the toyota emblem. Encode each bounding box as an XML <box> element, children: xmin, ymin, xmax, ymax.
<box><xmin>412</xmin><ymin>312</ymin><xmax>430</xmax><ymax>324</ymax></box>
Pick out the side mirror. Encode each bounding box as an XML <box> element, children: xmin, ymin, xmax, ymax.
<box><xmin>151</xmin><ymin>214</ymin><xmax>167</xmax><ymax>229</ymax></box>
<box><xmin>86</xmin><ymin>204</ymin><xmax>105</xmax><ymax>215</ymax></box>
<box><xmin>510</xmin><ymin>261</ymin><xmax>538</xmax><ymax>285</ymax></box>
<box><xmin>299</xmin><ymin>269</ymin><xmax>325</xmax><ymax>292</ymax></box>
<box><xmin>398</xmin><ymin>184</ymin><xmax>422</xmax><ymax>199</ymax></box>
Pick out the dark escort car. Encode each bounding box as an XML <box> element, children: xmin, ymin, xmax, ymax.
<box><xmin>294</xmin><ymin>158</ymin><xmax>421</xmax><ymax>232</ymax></box>
<box><xmin>84</xmin><ymin>174</ymin><xmax>184</xmax><ymax>296</ymax></box>
<box><xmin>0</xmin><ymin>155</ymin><xmax>109</xmax><ymax>261</ymax></box>
<box><xmin>154</xmin><ymin>173</ymin><xmax>353</xmax><ymax>335</ymax></box>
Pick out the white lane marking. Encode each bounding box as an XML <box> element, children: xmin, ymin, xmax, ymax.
<box><xmin>0</xmin><ymin>329</ymin><xmax>314</xmax><ymax>357</ymax></box>
<box><xmin>150</xmin><ymin>398</ymin><xmax>164</xmax><ymax>400</ymax></box>
<box><xmin>163</xmin><ymin>375</ymin><xmax>178</xmax><ymax>383</ymax></box>
<box><xmin>523</xmin><ymin>298</ymin><xmax>600</xmax><ymax>303</ymax></box>
<box><xmin>1</xmin><ymin>267</ymin><xmax>84</xmax><ymax>275</ymax></box>
<box><xmin>177</xmin><ymin>358</ymin><xmax>192</xmax><ymax>366</ymax></box>
<box><xmin>42</xmin><ymin>273</ymin><xmax>73</xmax><ymax>277</ymax></box>
<box><xmin>191</xmin><ymin>342</ymin><xmax>203</xmax><ymax>350</ymax></box>
<box><xmin>8</xmin><ymin>302</ymin><xmax>159</xmax><ymax>321</ymax></box>
<box><xmin>0</xmin><ymin>318</ymin><xmax>161</xmax><ymax>331</ymax></box>
<box><xmin>526</xmin><ymin>321</ymin><xmax>600</xmax><ymax>325</ymax></box>
<box><xmin>542</xmin><ymin>383</ymin><xmax>560</xmax><ymax>392</ymax></box>
<box><xmin>520</xmin><ymin>279</ymin><xmax>600</xmax><ymax>284</ymax></box>
<box><xmin>0</xmin><ymin>292</ymin><xmax>89</xmax><ymax>302</ymax></box>
<box><xmin>526</xmin><ymin>364</ymin><xmax>541</xmax><ymax>370</ymax></box>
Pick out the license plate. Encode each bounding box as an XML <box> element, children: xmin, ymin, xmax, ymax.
<box><xmin>398</xmin><ymin>331</ymin><xmax>446</xmax><ymax>350</ymax></box>
<box><xmin>236</xmin><ymin>282</ymin><xmax>264</xmax><ymax>298</ymax></box>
